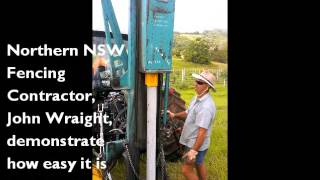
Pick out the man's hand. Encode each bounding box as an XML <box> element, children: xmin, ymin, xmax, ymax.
<box><xmin>182</xmin><ymin>149</ymin><xmax>198</xmax><ymax>161</ymax></box>
<box><xmin>167</xmin><ymin>110</ymin><xmax>175</xmax><ymax>120</ymax></box>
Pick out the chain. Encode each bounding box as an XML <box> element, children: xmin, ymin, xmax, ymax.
<box><xmin>123</xmin><ymin>141</ymin><xmax>140</xmax><ymax>179</ymax></box>
<box><xmin>157</xmin><ymin>143</ymin><xmax>168</xmax><ymax>180</ymax></box>
<box><xmin>160</xmin><ymin>144</ymin><xmax>166</xmax><ymax>180</ymax></box>
<box><xmin>105</xmin><ymin>171</ymin><xmax>112</xmax><ymax>180</ymax></box>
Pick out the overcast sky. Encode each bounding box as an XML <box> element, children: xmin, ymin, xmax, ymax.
<box><xmin>93</xmin><ymin>0</ymin><xmax>227</xmax><ymax>33</ymax></box>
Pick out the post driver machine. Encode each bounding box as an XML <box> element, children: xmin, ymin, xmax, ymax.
<box><xmin>92</xmin><ymin>0</ymin><xmax>176</xmax><ymax>179</ymax></box>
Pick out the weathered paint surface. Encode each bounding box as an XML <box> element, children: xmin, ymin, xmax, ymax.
<box><xmin>141</xmin><ymin>0</ymin><xmax>176</xmax><ymax>72</ymax></box>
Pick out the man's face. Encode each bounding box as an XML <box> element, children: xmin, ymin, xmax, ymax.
<box><xmin>194</xmin><ymin>79</ymin><xmax>209</xmax><ymax>95</ymax></box>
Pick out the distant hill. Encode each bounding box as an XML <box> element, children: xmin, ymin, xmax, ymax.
<box><xmin>173</xmin><ymin>29</ymin><xmax>228</xmax><ymax>64</ymax></box>
<box><xmin>176</xmin><ymin>30</ymin><xmax>227</xmax><ymax>49</ymax></box>
<box><xmin>174</xmin><ymin>29</ymin><xmax>227</xmax><ymax>39</ymax></box>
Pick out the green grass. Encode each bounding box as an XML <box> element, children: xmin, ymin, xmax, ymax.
<box><xmin>179</xmin><ymin>34</ymin><xmax>203</xmax><ymax>40</ymax></box>
<box><xmin>173</xmin><ymin>57</ymin><xmax>227</xmax><ymax>70</ymax></box>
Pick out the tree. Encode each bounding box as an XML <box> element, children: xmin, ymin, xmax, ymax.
<box><xmin>184</xmin><ymin>37</ymin><xmax>211</xmax><ymax>64</ymax></box>
<box><xmin>172</xmin><ymin>34</ymin><xmax>192</xmax><ymax>58</ymax></box>
<box><xmin>210</xmin><ymin>43</ymin><xmax>228</xmax><ymax>63</ymax></box>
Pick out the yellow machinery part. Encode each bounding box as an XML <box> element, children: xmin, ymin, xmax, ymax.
<box><xmin>145</xmin><ymin>73</ymin><xmax>158</xmax><ymax>87</ymax></box>
<box><xmin>92</xmin><ymin>164</ymin><xmax>103</xmax><ymax>180</ymax></box>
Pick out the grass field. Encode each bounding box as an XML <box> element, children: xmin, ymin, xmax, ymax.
<box><xmin>173</xmin><ymin>57</ymin><xmax>227</xmax><ymax>70</ymax></box>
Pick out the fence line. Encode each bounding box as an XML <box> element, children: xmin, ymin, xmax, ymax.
<box><xmin>170</xmin><ymin>68</ymin><xmax>228</xmax><ymax>88</ymax></box>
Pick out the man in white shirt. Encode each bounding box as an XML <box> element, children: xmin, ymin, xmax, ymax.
<box><xmin>168</xmin><ymin>70</ymin><xmax>216</xmax><ymax>180</ymax></box>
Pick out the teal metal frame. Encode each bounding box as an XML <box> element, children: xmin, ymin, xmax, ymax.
<box><xmin>101</xmin><ymin>0</ymin><xmax>129</xmax><ymax>90</ymax></box>
<box><xmin>140</xmin><ymin>0</ymin><xmax>176</xmax><ymax>72</ymax></box>
<box><xmin>101</xmin><ymin>0</ymin><xmax>134</xmax><ymax>162</ymax></box>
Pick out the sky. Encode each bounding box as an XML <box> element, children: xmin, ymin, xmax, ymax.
<box><xmin>92</xmin><ymin>0</ymin><xmax>227</xmax><ymax>33</ymax></box>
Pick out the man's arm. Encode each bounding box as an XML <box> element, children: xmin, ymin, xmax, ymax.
<box><xmin>183</xmin><ymin>127</ymin><xmax>207</xmax><ymax>161</ymax></box>
<box><xmin>191</xmin><ymin>127</ymin><xmax>207</xmax><ymax>151</ymax></box>
<box><xmin>167</xmin><ymin>110</ymin><xmax>187</xmax><ymax>120</ymax></box>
